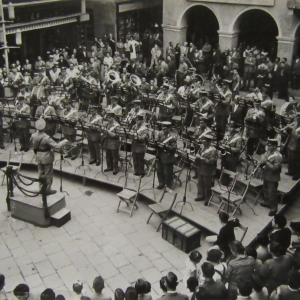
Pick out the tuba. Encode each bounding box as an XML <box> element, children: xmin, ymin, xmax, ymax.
<box><xmin>129</xmin><ymin>74</ymin><xmax>141</xmax><ymax>87</ymax></box>
<box><xmin>106</xmin><ymin>70</ymin><xmax>121</xmax><ymax>85</ymax></box>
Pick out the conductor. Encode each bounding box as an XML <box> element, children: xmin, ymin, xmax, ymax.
<box><xmin>30</xmin><ymin>119</ymin><xmax>68</xmax><ymax>195</ymax></box>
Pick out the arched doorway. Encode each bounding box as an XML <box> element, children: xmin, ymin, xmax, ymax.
<box><xmin>183</xmin><ymin>5</ymin><xmax>220</xmax><ymax>50</ymax></box>
<box><xmin>233</xmin><ymin>9</ymin><xmax>278</xmax><ymax>55</ymax></box>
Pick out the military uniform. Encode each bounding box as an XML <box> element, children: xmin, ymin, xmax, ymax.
<box><xmin>131</xmin><ymin>122</ymin><xmax>148</xmax><ymax>175</ymax></box>
<box><xmin>261</xmin><ymin>149</ymin><xmax>282</xmax><ymax>214</ymax></box>
<box><xmin>194</xmin><ymin>98</ymin><xmax>215</xmax><ymax>126</ymax></box>
<box><xmin>35</xmin><ymin>104</ymin><xmax>56</xmax><ymax>137</ymax></box>
<box><xmin>156</xmin><ymin>131</ymin><xmax>177</xmax><ymax>189</ymax></box>
<box><xmin>61</xmin><ymin>107</ymin><xmax>78</xmax><ymax>159</ymax></box>
<box><xmin>104</xmin><ymin>119</ymin><xmax>120</xmax><ymax>173</ymax></box>
<box><xmin>15</xmin><ymin>102</ymin><xmax>31</xmax><ymax>151</ymax></box>
<box><xmin>245</xmin><ymin>105</ymin><xmax>265</xmax><ymax>155</ymax></box>
<box><xmin>105</xmin><ymin>103</ymin><xmax>123</xmax><ymax>117</ymax></box>
<box><xmin>86</xmin><ymin>112</ymin><xmax>103</xmax><ymax>164</ymax></box>
<box><xmin>196</xmin><ymin>141</ymin><xmax>217</xmax><ymax>203</ymax></box>
<box><xmin>57</xmin><ymin>72</ymin><xmax>74</xmax><ymax>94</ymax></box>
<box><xmin>159</xmin><ymin>94</ymin><xmax>176</xmax><ymax>122</ymax></box>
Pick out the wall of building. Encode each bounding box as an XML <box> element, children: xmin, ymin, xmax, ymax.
<box><xmin>162</xmin><ymin>0</ymin><xmax>300</xmax><ymax>62</ymax></box>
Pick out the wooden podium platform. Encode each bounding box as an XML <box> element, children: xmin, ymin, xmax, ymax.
<box><xmin>10</xmin><ymin>191</ymin><xmax>70</xmax><ymax>227</ymax></box>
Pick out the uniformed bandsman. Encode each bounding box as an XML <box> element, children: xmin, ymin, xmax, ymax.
<box><xmin>156</xmin><ymin>121</ymin><xmax>177</xmax><ymax>190</ymax></box>
<box><xmin>85</xmin><ymin>105</ymin><xmax>103</xmax><ymax>166</ymax></box>
<box><xmin>194</xmin><ymin>91</ymin><xmax>215</xmax><ymax>127</ymax></box>
<box><xmin>260</xmin><ymin>138</ymin><xmax>282</xmax><ymax>216</ymax></box>
<box><xmin>103</xmin><ymin>111</ymin><xmax>120</xmax><ymax>175</ymax></box>
<box><xmin>125</xmin><ymin>99</ymin><xmax>143</xmax><ymax>128</ymax></box>
<box><xmin>193</xmin><ymin>134</ymin><xmax>217</xmax><ymax>205</ymax></box>
<box><xmin>106</xmin><ymin>96</ymin><xmax>123</xmax><ymax>117</ymax></box>
<box><xmin>35</xmin><ymin>97</ymin><xmax>56</xmax><ymax>137</ymax></box>
<box><xmin>57</xmin><ymin>67</ymin><xmax>74</xmax><ymax>93</ymax></box>
<box><xmin>15</xmin><ymin>96</ymin><xmax>31</xmax><ymax>152</ymax></box>
<box><xmin>61</xmin><ymin>99</ymin><xmax>78</xmax><ymax>160</ymax></box>
<box><xmin>30</xmin><ymin>119</ymin><xmax>68</xmax><ymax>195</ymax></box>
<box><xmin>131</xmin><ymin>110</ymin><xmax>148</xmax><ymax>177</ymax></box>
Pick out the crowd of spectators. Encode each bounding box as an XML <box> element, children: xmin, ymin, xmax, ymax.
<box><xmin>1</xmin><ymin>213</ymin><xmax>300</xmax><ymax>300</ymax></box>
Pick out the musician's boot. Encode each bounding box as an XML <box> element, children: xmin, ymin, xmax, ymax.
<box><xmin>96</xmin><ymin>160</ymin><xmax>101</xmax><ymax>166</ymax></box>
<box><xmin>89</xmin><ymin>160</ymin><xmax>96</xmax><ymax>165</ymax></box>
<box><xmin>156</xmin><ymin>184</ymin><xmax>164</xmax><ymax>190</ymax></box>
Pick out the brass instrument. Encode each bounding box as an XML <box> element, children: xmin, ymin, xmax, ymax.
<box><xmin>106</xmin><ymin>70</ymin><xmax>121</xmax><ymax>85</ymax></box>
<box><xmin>129</xmin><ymin>74</ymin><xmax>141</xmax><ymax>87</ymax></box>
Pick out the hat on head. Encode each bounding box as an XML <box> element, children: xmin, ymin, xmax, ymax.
<box><xmin>61</xmin><ymin>66</ymin><xmax>66</xmax><ymax>71</ymax></box>
<box><xmin>49</xmin><ymin>55</ymin><xmax>53</xmax><ymax>58</ymax></box>
<box><xmin>133</xmin><ymin>99</ymin><xmax>141</xmax><ymax>104</ymax></box>
<box><xmin>64</xmin><ymin>98</ymin><xmax>72</xmax><ymax>105</ymax></box>
<box><xmin>107</xmin><ymin>111</ymin><xmax>115</xmax><ymax>117</ymax></box>
<box><xmin>162</xmin><ymin>84</ymin><xmax>169</xmax><ymax>89</ymax></box>
<box><xmin>41</xmin><ymin>96</ymin><xmax>48</xmax><ymax>102</ymax></box>
<box><xmin>18</xmin><ymin>96</ymin><xmax>25</xmax><ymax>101</ymax></box>
<box><xmin>228</xmin><ymin>121</ymin><xmax>239</xmax><ymax>129</ymax></box>
<box><xmin>35</xmin><ymin>119</ymin><xmax>46</xmax><ymax>131</ymax></box>
<box><xmin>199</xmin><ymin>87</ymin><xmax>208</xmax><ymax>95</ymax></box>
<box><xmin>267</xmin><ymin>138</ymin><xmax>278</xmax><ymax>146</ymax></box>
<box><xmin>111</xmin><ymin>96</ymin><xmax>118</xmax><ymax>102</ymax></box>
<box><xmin>199</xmin><ymin>116</ymin><xmax>208</xmax><ymax>122</ymax></box>
<box><xmin>160</xmin><ymin>121</ymin><xmax>172</xmax><ymax>127</ymax></box>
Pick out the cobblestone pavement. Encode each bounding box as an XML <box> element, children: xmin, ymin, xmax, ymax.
<box><xmin>0</xmin><ymin>172</ymin><xmax>208</xmax><ymax>299</ymax></box>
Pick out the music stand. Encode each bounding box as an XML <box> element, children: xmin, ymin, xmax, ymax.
<box><xmin>118</xmin><ymin>127</ymin><xmax>132</xmax><ymax>182</ymax></box>
<box><xmin>94</xmin><ymin>131</ymin><xmax>108</xmax><ymax>179</ymax></box>
<box><xmin>174</xmin><ymin>152</ymin><xmax>194</xmax><ymax>214</ymax></box>
<box><xmin>54</xmin><ymin>116</ymin><xmax>71</xmax><ymax>166</ymax></box>
<box><xmin>6</xmin><ymin>105</ymin><xmax>18</xmax><ymax>152</ymax></box>
<box><xmin>54</xmin><ymin>148</ymin><xmax>69</xmax><ymax>195</ymax></box>
<box><xmin>75</xmin><ymin>119</ymin><xmax>90</xmax><ymax>175</ymax></box>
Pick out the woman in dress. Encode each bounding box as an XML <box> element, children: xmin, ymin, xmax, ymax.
<box><xmin>124</xmin><ymin>38</ymin><xmax>131</xmax><ymax>60</ymax></box>
<box><xmin>128</xmin><ymin>36</ymin><xmax>139</xmax><ymax>60</ymax></box>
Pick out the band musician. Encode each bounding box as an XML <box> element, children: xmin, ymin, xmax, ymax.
<box><xmin>15</xmin><ymin>96</ymin><xmax>31</xmax><ymax>152</ymax></box>
<box><xmin>0</xmin><ymin>101</ymin><xmax>5</xmax><ymax>149</ymax></box>
<box><xmin>158</xmin><ymin>87</ymin><xmax>177</xmax><ymax>123</ymax></box>
<box><xmin>193</xmin><ymin>134</ymin><xmax>217</xmax><ymax>205</ymax></box>
<box><xmin>35</xmin><ymin>97</ymin><xmax>56</xmax><ymax>137</ymax></box>
<box><xmin>125</xmin><ymin>99</ymin><xmax>143</xmax><ymax>128</ymax></box>
<box><xmin>220</xmin><ymin>122</ymin><xmax>242</xmax><ymax>173</ymax></box>
<box><xmin>156</xmin><ymin>121</ymin><xmax>177</xmax><ymax>190</ymax></box>
<box><xmin>106</xmin><ymin>96</ymin><xmax>123</xmax><ymax>118</ymax></box>
<box><xmin>57</xmin><ymin>67</ymin><xmax>74</xmax><ymax>94</ymax></box>
<box><xmin>215</xmin><ymin>79</ymin><xmax>232</xmax><ymax>140</ymax></box>
<box><xmin>84</xmin><ymin>105</ymin><xmax>103</xmax><ymax>166</ymax></box>
<box><xmin>131</xmin><ymin>110</ymin><xmax>149</xmax><ymax>177</ymax></box>
<box><xmin>194</xmin><ymin>91</ymin><xmax>215</xmax><ymax>127</ymax></box>
<box><xmin>260</xmin><ymin>138</ymin><xmax>282</xmax><ymax>216</ymax></box>
<box><xmin>30</xmin><ymin>119</ymin><xmax>68</xmax><ymax>195</ymax></box>
<box><xmin>229</xmin><ymin>96</ymin><xmax>247</xmax><ymax>130</ymax></box>
<box><xmin>103</xmin><ymin>111</ymin><xmax>120</xmax><ymax>175</ymax></box>
<box><xmin>61</xmin><ymin>99</ymin><xmax>78</xmax><ymax>160</ymax></box>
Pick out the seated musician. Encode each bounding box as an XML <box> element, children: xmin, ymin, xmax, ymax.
<box><xmin>84</xmin><ymin>105</ymin><xmax>103</xmax><ymax>166</ymax></box>
<box><xmin>194</xmin><ymin>134</ymin><xmax>217</xmax><ymax>205</ymax></box>
<box><xmin>229</xmin><ymin>96</ymin><xmax>247</xmax><ymax>130</ymax></box>
<box><xmin>49</xmin><ymin>63</ymin><xmax>61</xmax><ymax>86</ymax></box>
<box><xmin>131</xmin><ymin>110</ymin><xmax>149</xmax><ymax>177</ymax></box>
<box><xmin>84</xmin><ymin>71</ymin><xmax>100</xmax><ymax>104</ymax></box>
<box><xmin>38</xmin><ymin>67</ymin><xmax>51</xmax><ymax>86</ymax></box>
<box><xmin>113</xmin><ymin>52</ymin><xmax>122</xmax><ymax>72</ymax></box>
<box><xmin>22</xmin><ymin>71</ymin><xmax>32</xmax><ymax>92</ymax></box>
<box><xmin>106</xmin><ymin>96</ymin><xmax>123</xmax><ymax>118</ymax></box>
<box><xmin>125</xmin><ymin>99</ymin><xmax>143</xmax><ymax>128</ymax></box>
<box><xmin>245</xmin><ymin>99</ymin><xmax>265</xmax><ymax>156</ymax></box>
<box><xmin>156</xmin><ymin>121</ymin><xmax>177</xmax><ymax>190</ymax></box>
<box><xmin>145</xmin><ymin>79</ymin><xmax>159</xmax><ymax>96</ymax></box>
<box><xmin>17</xmin><ymin>85</ymin><xmax>31</xmax><ymax>105</ymax></box>
<box><xmin>48</xmin><ymin>89</ymin><xmax>63</xmax><ymax>117</ymax></box>
<box><xmin>15</xmin><ymin>96</ymin><xmax>31</xmax><ymax>152</ymax></box>
<box><xmin>215</xmin><ymin>79</ymin><xmax>232</xmax><ymax>140</ymax></box>
<box><xmin>103</xmin><ymin>111</ymin><xmax>120</xmax><ymax>175</ymax></box>
<box><xmin>61</xmin><ymin>98</ymin><xmax>78</xmax><ymax>160</ymax></box>
<box><xmin>57</xmin><ymin>67</ymin><xmax>74</xmax><ymax>94</ymax></box>
<box><xmin>220</xmin><ymin>121</ymin><xmax>242</xmax><ymax>176</ymax></box>
<box><xmin>35</xmin><ymin>97</ymin><xmax>56</xmax><ymax>138</ymax></box>
<box><xmin>246</xmin><ymin>87</ymin><xmax>263</xmax><ymax>102</ymax></box>
<box><xmin>194</xmin><ymin>90</ymin><xmax>215</xmax><ymax>127</ymax></box>
<box><xmin>67</xmin><ymin>63</ymin><xmax>80</xmax><ymax>80</ymax></box>
<box><xmin>122</xmin><ymin>75</ymin><xmax>139</xmax><ymax>113</ymax></box>
<box><xmin>177</xmin><ymin>76</ymin><xmax>191</xmax><ymax>99</ymax></box>
<box><xmin>140</xmin><ymin>77</ymin><xmax>149</xmax><ymax>94</ymax></box>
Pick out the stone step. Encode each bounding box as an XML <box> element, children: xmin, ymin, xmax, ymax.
<box><xmin>51</xmin><ymin>208</ymin><xmax>71</xmax><ymax>227</ymax></box>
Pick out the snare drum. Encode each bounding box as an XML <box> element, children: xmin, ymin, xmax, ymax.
<box><xmin>31</xmin><ymin>86</ymin><xmax>45</xmax><ymax>99</ymax></box>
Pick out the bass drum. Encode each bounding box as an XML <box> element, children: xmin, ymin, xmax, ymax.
<box><xmin>31</xmin><ymin>86</ymin><xmax>45</xmax><ymax>100</ymax></box>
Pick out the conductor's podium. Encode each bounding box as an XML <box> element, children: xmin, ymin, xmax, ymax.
<box><xmin>10</xmin><ymin>191</ymin><xmax>71</xmax><ymax>227</ymax></box>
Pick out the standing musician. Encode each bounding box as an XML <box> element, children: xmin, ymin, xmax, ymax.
<box><xmin>176</xmin><ymin>56</ymin><xmax>188</xmax><ymax>88</ymax></box>
<box><xmin>194</xmin><ymin>91</ymin><xmax>215</xmax><ymax>127</ymax></box>
<box><xmin>103</xmin><ymin>111</ymin><xmax>120</xmax><ymax>175</ymax></box>
<box><xmin>229</xmin><ymin>96</ymin><xmax>247</xmax><ymax>130</ymax></box>
<box><xmin>194</xmin><ymin>134</ymin><xmax>217</xmax><ymax>205</ymax></box>
<box><xmin>84</xmin><ymin>105</ymin><xmax>103</xmax><ymax>166</ymax></box>
<box><xmin>245</xmin><ymin>99</ymin><xmax>266</xmax><ymax>155</ymax></box>
<box><xmin>220</xmin><ymin>121</ymin><xmax>242</xmax><ymax>173</ymax></box>
<box><xmin>285</xmin><ymin>113</ymin><xmax>300</xmax><ymax>181</ymax></box>
<box><xmin>15</xmin><ymin>96</ymin><xmax>31</xmax><ymax>152</ymax></box>
<box><xmin>18</xmin><ymin>85</ymin><xmax>31</xmax><ymax>104</ymax></box>
<box><xmin>131</xmin><ymin>110</ymin><xmax>149</xmax><ymax>176</ymax></box>
<box><xmin>121</xmin><ymin>75</ymin><xmax>139</xmax><ymax>113</ymax></box>
<box><xmin>30</xmin><ymin>119</ymin><xmax>68</xmax><ymax>195</ymax></box>
<box><xmin>215</xmin><ymin>79</ymin><xmax>232</xmax><ymax>140</ymax></box>
<box><xmin>35</xmin><ymin>97</ymin><xmax>56</xmax><ymax>137</ymax></box>
<box><xmin>157</xmin><ymin>85</ymin><xmax>176</xmax><ymax>122</ymax></box>
<box><xmin>61</xmin><ymin>98</ymin><xmax>78</xmax><ymax>160</ymax></box>
<box><xmin>57</xmin><ymin>67</ymin><xmax>74</xmax><ymax>93</ymax></box>
<box><xmin>260</xmin><ymin>138</ymin><xmax>282</xmax><ymax>217</ymax></box>
<box><xmin>156</xmin><ymin>121</ymin><xmax>177</xmax><ymax>190</ymax></box>
<box><xmin>38</xmin><ymin>68</ymin><xmax>51</xmax><ymax>87</ymax></box>
<box><xmin>105</xmin><ymin>96</ymin><xmax>123</xmax><ymax>117</ymax></box>
<box><xmin>125</xmin><ymin>99</ymin><xmax>143</xmax><ymax>128</ymax></box>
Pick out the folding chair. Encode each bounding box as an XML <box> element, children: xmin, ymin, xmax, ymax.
<box><xmin>147</xmin><ymin>187</ymin><xmax>178</xmax><ymax>231</ymax></box>
<box><xmin>217</xmin><ymin>180</ymin><xmax>251</xmax><ymax>217</ymax></box>
<box><xmin>206</xmin><ymin>168</ymin><xmax>239</xmax><ymax>207</ymax></box>
<box><xmin>117</xmin><ymin>173</ymin><xmax>141</xmax><ymax>217</ymax></box>
<box><xmin>0</xmin><ymin>150</ymin><xmax>23</xmax><ymax>185</ymax></box>
<box><xmin>236</xmin><ymin>222</ymin><xmax>248</xmax><ymax>243</ymax></box>
<box><xmin>119</xmin><ymin>139</ymin><xmax>132</xmax><ymax>169</ymax></box>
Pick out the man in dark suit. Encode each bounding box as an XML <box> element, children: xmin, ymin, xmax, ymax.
<box><xmin>272</xmin><ymin>57</ymin><xmax>281</xmax><ymax>94</ymax></box>
<box><xmin>278</xmin><ymin>58</ymin><xmax>291</xmax><ymax>101</ymax></box>
<box><xmin>157</xmin><ymin>272</ymin><xmax>188</xmax><ymax>300</ymax></box>
<box><xmin>145</xmin><ymin>79</ymin><xmax>159</xmax><ymax>95</ymax></box>
<box><xmin>292</xmin><ymin>55</ymin><xmax>300</xmax><ymax>90</ymax></box>
<box><xmin>242</xmin><ymin>52</ymin><xmax>256</xmax><ymax>90</ymax></box>
<box><xmin>230</xmin><ymin>96</ymin><xmax>247</xmax><ymax>129</ymax></box>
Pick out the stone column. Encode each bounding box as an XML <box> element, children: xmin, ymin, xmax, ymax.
<box><xmin>277</xmin><ymin>36</ymin><xmax>295</xmax><ymax>64</ymax></box>
<box><xmin>218</xmin><ymin>30</ymin><xmax>240</xmax><ymax>51</ymax></box>
<box><xmin>81</xmin><ymin>0</ymin><xmax>86</xmax><ymax>14</ymax></box>
<box><xmin>162</xmin><ymin>24</ymin><xmax>187</xmax><ymax>57</ymax></box>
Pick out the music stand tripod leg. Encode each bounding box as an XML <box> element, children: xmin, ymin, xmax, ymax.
<box><xmin>59</xmin><ymin>151</ymin><xmax>69</xmax><ymax>195</ymax></box>
<box><xmin>94</xmin><ymin>140</ymin><xmax>108</xmax><ymax>179</ymax></box>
